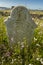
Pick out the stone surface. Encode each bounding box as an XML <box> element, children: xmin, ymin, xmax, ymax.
<box><xmin>5</xmin><ymin>6</ymin><xmax>37</xmax><ymax>45</ymax></box>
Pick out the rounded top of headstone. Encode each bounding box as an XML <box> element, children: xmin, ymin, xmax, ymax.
<box><xmin>11</xmin><ymin>6</ymin><xmax>29</xmax><ymax>21</ymax></box>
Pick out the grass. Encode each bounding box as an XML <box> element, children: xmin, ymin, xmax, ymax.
<box><xmin>0</xmin><ymin>10</ymin><xmax>43</xmax><ymax>65</ymax></box>
<box><xmin>30</xmin><ymin>10</ymin><xmax>43</xmax><ymax>15</ymax></box>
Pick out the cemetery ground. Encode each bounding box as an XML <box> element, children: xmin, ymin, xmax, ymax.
<box><xmin>0</xmin><ymin>10</ymin><xmax>43</xmax><ymax>65</ymax></box>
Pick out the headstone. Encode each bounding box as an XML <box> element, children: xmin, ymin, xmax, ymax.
<box><xmin>5</xmin><ymin>6</ymin><xmax>37</xmax><ymax>45</ymax></box>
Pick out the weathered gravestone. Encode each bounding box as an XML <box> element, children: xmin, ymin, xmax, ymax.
<box><xmin>5</xmin><ymin>6</ymin><xmax>37</xmax><ymax>45</ymax></box>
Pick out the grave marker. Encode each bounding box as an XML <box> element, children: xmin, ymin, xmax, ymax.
<box><xmin>5</xmin><ymin>6</ymin><xmax>37</xmax><ymax>45</ymax></box>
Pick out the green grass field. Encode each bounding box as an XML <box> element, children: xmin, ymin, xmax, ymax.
<box><xmin>0</xmin><ymin>10</ymin><xmax>43</xmax><ymax>65</ymax></box>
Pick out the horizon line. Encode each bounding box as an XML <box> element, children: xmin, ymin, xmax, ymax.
<box><xmin>0</xmin><ymin>6</ymin><xmax>43</xmax><ymax>10</ymax></box>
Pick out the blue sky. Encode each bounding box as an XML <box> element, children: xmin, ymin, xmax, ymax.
<box><xmin>0</xmin><ymin>0</ymin><xmax>43</xmax><ymax>10</ymax></box>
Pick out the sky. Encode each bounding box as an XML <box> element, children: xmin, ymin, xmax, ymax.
<box><xmin>0</xmin><ymin>0</ymin><xmax>43</xmax><ymax>10</ymax></box>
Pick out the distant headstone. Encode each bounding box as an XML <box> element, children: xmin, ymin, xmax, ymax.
<box><xmin>5</xmin><ymin>6</ymin><xmax>37</xmax><ymax>45</ymax></box>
